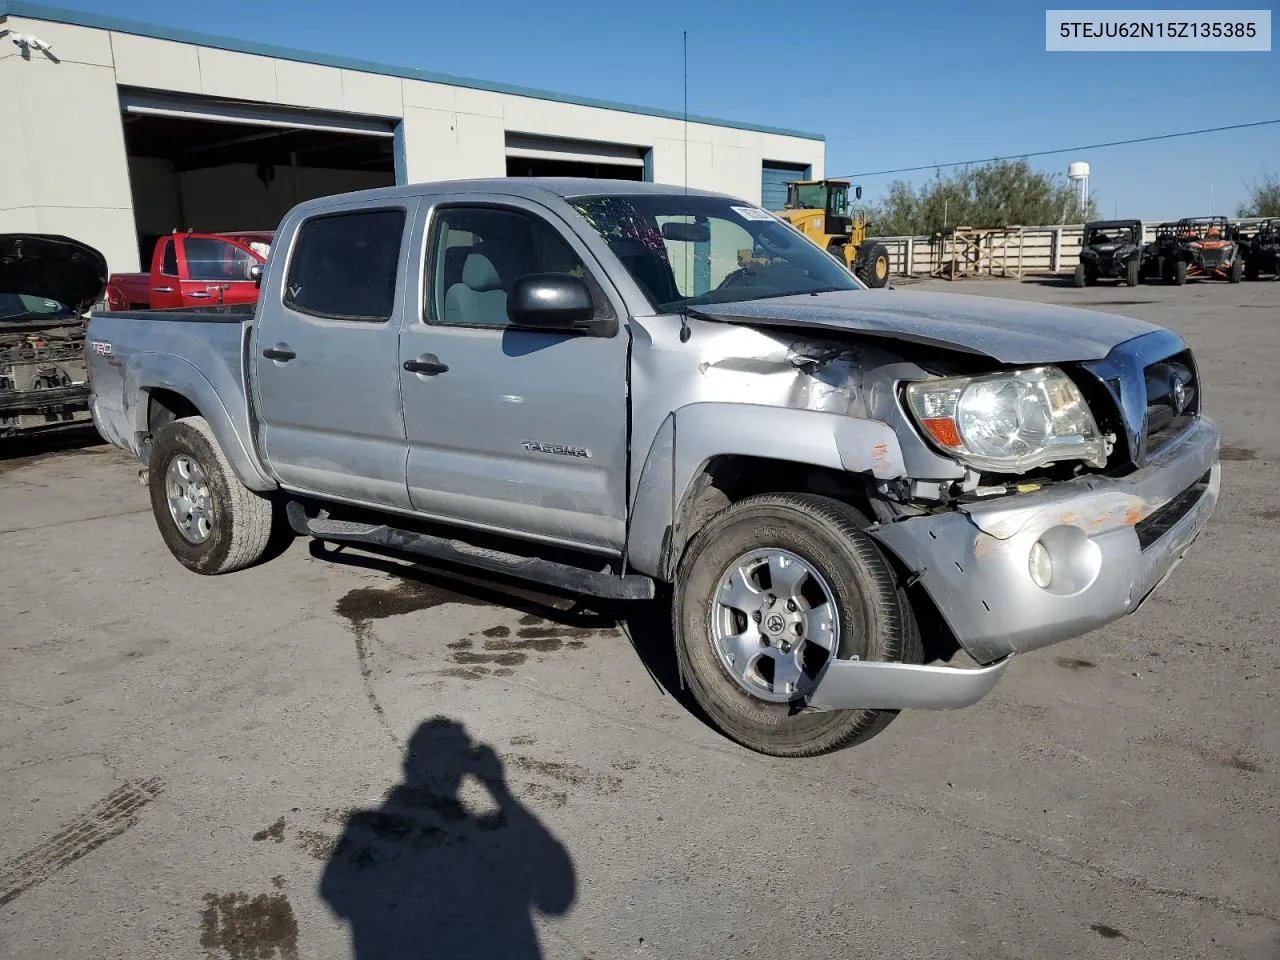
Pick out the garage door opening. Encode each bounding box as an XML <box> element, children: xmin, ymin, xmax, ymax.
<box><xmin>505</xmin><ymin>133</ymin><xmax>647</xmax><ymax>182</ymax></box>
<box><xmin>120</xmin><ymin>90</ymin><xmax>397</xmax><ymax>267</ymax></box>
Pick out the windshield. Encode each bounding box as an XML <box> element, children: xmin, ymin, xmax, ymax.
<box><xmin>1086</xmin><ymin>225</ymin><xmax>1137</xmax><ymax>244</ymax></box>
<box><xmin>0</xmin><ymin>293</ymin><xmax>75</xmax><ymax>323</ymax></box>
<box><xmin>568</xmin><ymin>194</ymin><xmax>860</xmax><ymax>313</ymax></box>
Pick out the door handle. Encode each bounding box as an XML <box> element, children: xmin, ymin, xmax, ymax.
<box><xmin>403</xmin><ymin>354</ymin><xmax>449</xmax><ymax>375</ymax></box>
<box><xmin>188</xmin><ymin>291</ymin><xmax>212</xmax><ymax>299</ymax></box>
<box><xmin>152</xmin><ymin>286</ymin><xmax>174</xmax><ymax>293</ymax></box>
<box><xmin>262</xmin><ymin>344</ymin><xmax>296</xmax><ymax>362</ymax></box>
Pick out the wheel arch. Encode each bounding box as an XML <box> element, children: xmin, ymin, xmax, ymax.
<box><xmin>626</xmin><ymin>402</ymin><xmax>907</xmax><ymax>581</ymax></box>
<box><xmin>125</xmin><ymin>356</ymin><xmax>275</xmax><ymax>492</ymax></box>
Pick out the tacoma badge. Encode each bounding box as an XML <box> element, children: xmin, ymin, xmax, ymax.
<box><xmin>521</xmin><ymin>441</ymin><xmax>591</xmax><ymax>458</ymax></box>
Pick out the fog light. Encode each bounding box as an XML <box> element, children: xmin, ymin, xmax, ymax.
<box><xmin>1029</xmin><ymin>541</ymin><xmax>1053</xmax><ymax>589</ymax></box>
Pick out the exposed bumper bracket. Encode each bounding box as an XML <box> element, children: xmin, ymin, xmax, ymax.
<box><xmin>805</xmin><ymin>655</ymin><xmax>1012</xmax><ymax>712</ymax></box>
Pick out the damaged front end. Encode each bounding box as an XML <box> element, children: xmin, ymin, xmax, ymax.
<box><xmin>686</xmin><ymin>319</ymin><xmax>1221</xmax><ymax>673</ymax></box>
<box><xmin>0</xmin><ymin>235</ymin><xmax>108</xmax><ymax>439</ymax></box>
<box><xmin>864</xmin><ymin>329</ymin><xmax>1221</xmax><ymax>665</ymax></box>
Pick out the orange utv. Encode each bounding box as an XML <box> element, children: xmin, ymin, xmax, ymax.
<box><xmin>1145</xmin><ymin>216</ymin><xmax>1243</xmax><ymax>285</ymax></box>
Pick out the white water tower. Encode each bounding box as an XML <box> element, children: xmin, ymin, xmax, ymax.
<box><xmin>1067</xmin><ymin>161</ymin><xmax>1090</xmax><ymax>215</ymax></box>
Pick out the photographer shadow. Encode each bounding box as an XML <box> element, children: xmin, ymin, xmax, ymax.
<box><xmin>319</xmin><ymin>717</ymin><xmax>575</xmax><ymax>960</ymax></box>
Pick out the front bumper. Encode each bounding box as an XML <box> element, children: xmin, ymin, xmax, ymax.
<box><xmin>870</xmin><ymin>417</ymin><xmax>1221</xmax><ymax>665</ymax></box>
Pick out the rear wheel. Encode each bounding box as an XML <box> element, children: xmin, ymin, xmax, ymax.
<box><xmin>1073</xmin><ymin>263</ymin><xmax>1086</xmax><ymax>287</ymax></box>
<box><xmin>148</xmin><ymin>416</ymin><xmax>274</xmax><ymax>575</ymax></box>
<box><xmin>672</xmin><ymin>493</ymin><xmax>922</xmax><ymax>758</ymax></box>
<box><xmin>857</xmin><ymin>242</ymin><xmax>891</xmax><ymax>288</ymax></box>
<box><xmin>1126</xmin><ymin>258</ymin><xmax>1140</xmax><ymax>286</ymax></box>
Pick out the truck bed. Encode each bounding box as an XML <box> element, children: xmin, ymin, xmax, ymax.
<box><xmin>105</xmin><ymin>272</ymin><xmax>151</xmax><ymax>311</ymax></box>
<box><xmin>86</xmin><ymin>305</ymin><xmax>258</xmax><ymax>463</ymax></box>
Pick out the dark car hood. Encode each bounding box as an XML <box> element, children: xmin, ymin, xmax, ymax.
<box><xmin>692</xmin><ymin>288</ymin><xmax>1163</xmax><ymax>364</ymax></box>
<box><xmin>0</xmin><ymin>234</ymin><xmax>109</xmax><ymax>310</ymax></box>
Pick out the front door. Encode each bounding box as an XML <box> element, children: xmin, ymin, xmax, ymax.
<box><xmin>179</xmin><ymin>236</ymin><xmax>265</xmax><ymax>307</ymax></box>
<box><xmin>399</xmin><ymin>197</ymin><xmax>629</xmax><ymax>554</ymax></box>
<box><xmin>251</xmin><ymin>201</ymin><xmax>416</xmax><ymax>509</ymax></box>
<box><xmin>149</xmin><ymin>237</ymin><xmax>183</xmax><ymax>310</ymax></box>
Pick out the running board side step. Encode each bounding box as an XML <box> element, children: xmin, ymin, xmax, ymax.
<box><xmin>804</xmin><ymin>655</ymin><xmax>1012</xmax><ymax>711</ymax></box>
<box><xmin>286</xmin><ymin>501</ymin><xmax>655</xmax><ymax>601</ymax></box>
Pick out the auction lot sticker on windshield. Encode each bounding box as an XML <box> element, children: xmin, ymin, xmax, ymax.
<box><xmin>732</xmin><ymin>206</ymin><xmax>777</xmax><ymax>222</ymax></box>
<box><xmin>1046</xmin><ymin>10</ymin><xmax>1271</xmax><ymax>51</ymax></box>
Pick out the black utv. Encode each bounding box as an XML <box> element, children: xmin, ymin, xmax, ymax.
<box><xmin>1146</xmin><ymin>216</ymin><xmax>1243</xmax><ymax>284</ymax></box>
<box><xmin>1241</xmin><ymin>219</ymin><xmax>1280</xmax><ymax>280</ymax></box>
<box><xmin>1074</xmin><ymin>219</ymin><xmax>1146</xmax><ymax>286</ymax></box>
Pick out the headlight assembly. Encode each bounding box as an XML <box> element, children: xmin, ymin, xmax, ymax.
<box><xmin>904</xmin><ymin>366</ymin><xmax>1107</xmax><ymax>474</ymax></box>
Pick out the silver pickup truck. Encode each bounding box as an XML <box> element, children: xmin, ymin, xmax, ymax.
<box><xmin>84</xmin><ymin>179</ymin><xmax>1220</xmax><ymax>757</ymax></box>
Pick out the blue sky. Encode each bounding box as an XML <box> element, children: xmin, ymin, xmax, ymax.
<box><xmin>59</xmin><ymin>0</ymin><xmax>1279</xmax><ymax>219</ymax></box>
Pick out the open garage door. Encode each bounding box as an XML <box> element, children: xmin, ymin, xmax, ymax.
<box><xmin>120</xmin><ymin>89</ymin><xmax>398</xmax><ymax>266</ymax></box>
<box><xmin>505</xmin><ymin>133</ymin><xmax>647</xmax><ymax>181</ymax></box>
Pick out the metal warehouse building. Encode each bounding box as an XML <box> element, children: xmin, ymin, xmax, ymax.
<box><xmin>0</xmin><ymin>2</ymin><xmax>824</xmax><ymax>274</ymax></box>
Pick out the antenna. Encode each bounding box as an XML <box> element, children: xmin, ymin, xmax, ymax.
<box><xmin>679</xmin><ymin>29</ymin><xmax>691</xmax><ymax>344</ymax></box>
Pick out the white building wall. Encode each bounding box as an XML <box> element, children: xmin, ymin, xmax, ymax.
<box><xmin>0</xmin><ymin>17</ymin><xmax>139</xmax><ymax>270</ymax></box>
<box><xmin>0</xmin><ymin>12</ymin><xmax>824</xmax><ymax>277</ymax></box>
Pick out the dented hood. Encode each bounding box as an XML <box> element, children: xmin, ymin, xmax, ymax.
<box><xmin>692</xmin><ymin>288</ymin><xmax>1162</xmax><ymax>364</ymax></box>
<box><xmin>0</xmin><ymin>234</ymin><xmax>109</xmax><ymax>310</ymax></box>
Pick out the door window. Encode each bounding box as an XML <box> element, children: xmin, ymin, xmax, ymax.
<box><xmin>284</xmin><ymin>209</ymin><xmax>406</xmax><ymax>321</ymax></box>
<box><xmin>426</xmin><ymin>206</ymin><xmax>596</xmax><ymax>329</ymax></box>
<box><xmin>184</xmin><ymin>237</ymin><xmax>261</xmax><ymax>282</ymax></box>
<box><xmin>160</xmin><ymin>239</ymin><xmax>179</xmax><ymax>277</ymax></box>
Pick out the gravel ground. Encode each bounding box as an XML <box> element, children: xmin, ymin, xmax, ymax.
<box><xmin>1</xmin><ymin>276</ymin><xmax>1276</xmax><ymax>960</ymax></box>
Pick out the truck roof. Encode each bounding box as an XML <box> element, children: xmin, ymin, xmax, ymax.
<box><xmin>283</xmin><ymin>177</ymin><xmax>741</xmax><ymax>218</ymax></box>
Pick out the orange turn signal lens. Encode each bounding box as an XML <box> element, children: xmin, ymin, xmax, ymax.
<box><xmin>921</xmin><ymin>417</ymin><xmax>962</xmax><ymax>448</ymax></box>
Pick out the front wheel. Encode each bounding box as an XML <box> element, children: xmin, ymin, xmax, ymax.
<box><xmin>1173</xmin><ymin>260</ymin><xmax>1188</xmax><ymax>285</ymax></box>
<box><xmin>1230</xmin><ymin>259</ymin><xmax>1243</xmax><ymax>283</ymax></box>
<box><xmin>1073</xmin><ymin>263</ymin><xmax>1086</xmax><ymax>287</ymax></box>
<box><xmin>148</xmin><ymin>416</ymin><xmax>275</xmax><ymax>574</ymax></box>
<box><xmin>672</xmin><ymin>493</ymin><xmax>922</xmax><ymax>757</ymax></box>
<box><xmin>857</xmin><ymin>242</ymin><xmax>891</xmax><ymax>288</ymax></box>
<box><xmin>1126</xmin><ymin>258</ymin><xmax>1140</xmax><ymax>286</ymax></box>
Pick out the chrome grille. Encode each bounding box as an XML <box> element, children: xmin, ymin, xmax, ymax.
<box><xmin>1081</xmin><ymin>331</ymin><xmax>1200</xmax><ymax>470</ymax></box>
<box><xmin>1142</xmin><ymin>351</ymin><xmax>1198</xmax><ymax>458</ymax></box>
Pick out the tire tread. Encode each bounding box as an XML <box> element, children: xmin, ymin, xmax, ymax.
<box><xmin>673</xmin><ymin>492</ymin><xmax>921</xmax><ymax>758</ymax></box>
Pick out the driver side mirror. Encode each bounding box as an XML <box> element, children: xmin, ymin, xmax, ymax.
<box><xmin>250</xmin><ymin>263</ymin><xmax>263</xmax><ymax>289</ymax></box>
<box><xmin>507</xmin><ymin>274</ymin><xmax>599</xmax><ymax>333</ymax></box>
<box><xmin>855</xmin><ymin>186</ymin><xmax>863</xmax><ymax>200</ymax></box>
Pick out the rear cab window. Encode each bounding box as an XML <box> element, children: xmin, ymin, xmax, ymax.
<box><xmin>284</xmin><ymin>208</ymin><xmax>407</xmax><ymax>321</ymax></box>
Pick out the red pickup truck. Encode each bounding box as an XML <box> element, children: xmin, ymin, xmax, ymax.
<box><xmin>106</xmin><ymin>231</ymin><xmax>273</xmax><ymax>310</ymax></box>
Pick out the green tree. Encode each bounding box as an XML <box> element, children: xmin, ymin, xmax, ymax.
<box><xmin>1237</xmin><ymin>172</ymin><xmax>1280</xmax><ymax>217</ymax></box>
<box><xmin>865</xmin><ymin>160</ymin><xmax>1097</xmax><ymax>237</ymax></box>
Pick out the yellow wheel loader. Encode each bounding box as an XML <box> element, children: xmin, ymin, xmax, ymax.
<box><xmin>773</xmin><ymin>180</ymin><xmax>891</xmax><ymax>288</ymax></box>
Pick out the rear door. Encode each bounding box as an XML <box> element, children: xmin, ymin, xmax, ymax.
<box><xmin>251</xmin><ymin>200</ymin><xmax>417</xmax><ymax>509</ymax></box>
<box><xmin>179</xmin><ymin>236</ymin><xmax>264</xmax><ymax>307</ymax></box>
<box><xmin>398</xmin><ymin>196</ymin><xmax>629</xmax><ymax>554</ymax></box>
